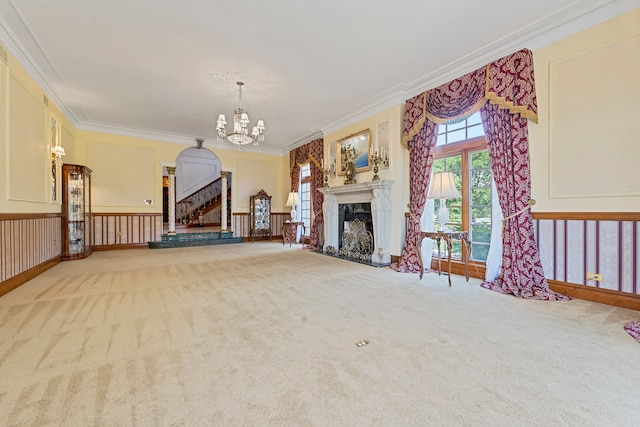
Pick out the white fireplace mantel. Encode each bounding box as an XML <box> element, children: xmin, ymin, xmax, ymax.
<box><xmin>319</xmin><ymin>180</ymin><xmax>394</xmax><ymax>265</ymax></box>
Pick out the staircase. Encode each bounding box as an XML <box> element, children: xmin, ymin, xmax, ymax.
<box><xmin>176</xmin><ymin>175</ymin><xmax>231</xmax><ymax>226</ymax></box>
<box><xmin>149</xmin><ymin>173</ymin><xmax>240</xmax><ymax>249</ymax></box>
<box><xmin>148</xmin><ymin>231</ymin><xmax>242</xmax><ymax>249</ymax></box>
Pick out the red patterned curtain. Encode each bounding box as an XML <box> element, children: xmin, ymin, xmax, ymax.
<box><xmin>398</xmin><ymin>48</ymin><xmax>567</xmax><ymax>300</ymax></box>
<box><xmin>391</xmin><ymin>122</ymin><xmax>438</xmax><ymax>272</ymax></box>
<box><xmin>289</xmin><ymin>138</ymin><xmax>324</xmax><ymax>248</ymax></box>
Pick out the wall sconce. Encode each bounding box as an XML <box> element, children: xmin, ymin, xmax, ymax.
<box><xmin>51</xmin><ymin>145</ymin><xmax>66</xmax><ymax>164</ymax></box>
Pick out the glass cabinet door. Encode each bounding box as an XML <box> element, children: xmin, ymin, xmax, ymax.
<box><xmin>249</xmin><ymin>189</ymin><xmax>272</xmax><ymax>240</ymax></box>
<box><xmin>83</xmin><ymin>170</ymin><xmax>92</xmax><ymax>255</ymax></box>
<box><xmin>253</xmin><ymin>198</ymin><xmax>270</xmax><ymax>230</ymax></box>
<box><xmin>62</xmin><ymin>164</ymin><xmax>92</xmax><ymax>260</ymax></box>
<box><xmin>67</xmin><ymin>171</ymin><xmax>84</xmax><ymax>255</ymax></box>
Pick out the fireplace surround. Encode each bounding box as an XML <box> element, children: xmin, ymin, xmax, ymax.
<box><xmin>319</xmin><ymin>180</ymin><xmax>394</xmax><ymax>265</ymax></box>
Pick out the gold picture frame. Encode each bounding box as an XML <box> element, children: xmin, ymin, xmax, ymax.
<box><xmin>336</xmin><ymin>129</ymin><xmax>371</xmax><ymax>176</ymax></box>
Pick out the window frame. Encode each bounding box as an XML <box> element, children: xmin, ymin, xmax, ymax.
<box><xmin>299</xmin><ymin>163</ymin><xmax>312</xmax><ymax>237</ymax></box>
<box><xmin>434</xmin><ymin>135</ymin><xmax>489</xmax><ymax>265</ymax></box>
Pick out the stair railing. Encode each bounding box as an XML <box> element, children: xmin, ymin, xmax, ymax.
<box><xmin>176</xmin><ymin>175</ymin><xmax>231</xmax><ymax>224</ymax></box>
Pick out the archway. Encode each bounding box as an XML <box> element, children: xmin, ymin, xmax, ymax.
<box><xmin>163</xmin><ymin>147</ymin><xmax>227</xmax><ymax>229</ymax></box>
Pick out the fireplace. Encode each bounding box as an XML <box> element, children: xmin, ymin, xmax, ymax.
<box><xmin>338</xmin><ymin>203</ymin><xmax>373</xmax><ymax>249</ymax></box>
<box><xmin>319</xmin><ymin>180</ymin><xmax>394</xmax><ymax>266</ymax></box>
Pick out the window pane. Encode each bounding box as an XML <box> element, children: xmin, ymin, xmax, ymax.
<box><xmin>471</xmin><ymin>205</ymin><xmax>491</xmax><ymax>220</ymax></box>
<box><xmin>446</xmin><ymin>205</ymin><xmax>462</xmax><ymax>231</ymax></box>
<box><xmin>447</xmin><ymin>120</ymin><xmax>465</xmax><ymax>131</ymax></box>
<box><xmin>471</xmin><ymin>243</ymin><xmax>489</xmax><ymax>261</ymax></box>
<box><xmin>432</xmin><ymin>158</ymin><xmax>445</xmax><ymax>173</ymax></box>
<box><xmin>471</xmin><ymin>224</ymin><xmax>491</xmax><ymax>243</ymax></box>
<box><xmin>444</xmin><ymin>156</ymin><xmax>462</xmax><ymax>173</ymax></box>
<box><xmin>471</xmin><ymin>188</ymin><xmax>491</xmax><ymax>207</ymax></box>
<box><xmin>471</xmin><ymin>169</ymin><xmax>492</xmax><ymax>189</ymax></box>
<box><xmin>433</xmin><ymin>240</ymin><xmax>462</xmax><ymax>259</ymax></box>
<box><xmin>450</xmin><ymin>241</ymin><xmax>462</xmax><ymax>258</ymax></box>
<box><xmin>471</xmin><ymin>151</ymin><xmax>490</xmax><ymax>167</ymax></box>
<box><xmin>469</xmin><ymin>149</ymin><xmax>492</xmax><ymax>262</ymax></box>
<box><xmin>447</xmin><ymin>129</ymin><xmax>466</xmax><ymax>144</ymax></box>
<box><xmin>467</xmin><ymin>112</ymin><xmax>482</xmax><ymax>126</ymax></box>
<box><xmin>436</xmin><ymin>132</ymin><xmax>447</xmax><ymax>146</ymax></box>
<box><xmin>299</xmin><ymin>179</ymin><xmax>311</xmax><ymax>235</ymax></box>
<box><xmin>467</xmin><ymin>124</ymin><xmax>485</xmax><ymax>139</ymax></box>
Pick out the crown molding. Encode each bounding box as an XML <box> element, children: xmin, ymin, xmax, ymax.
<box><xmin>317</xmin><ymin>0</ymin><xmax>640</xmax><ymax>142</ymax></box>
<box><xmin>2</xmin><ymin>0</ymin><xmax>637</xmax><ymax>155</ymax></box>
<box><xmin>77</xmin><ymin>120</ymin><xmax>282</xmax><ymax>155</ymax></box>
<box><xmin>0</xmin><ymin>1</ymin><xmax>82</xmax><ymax>124</ymax></box>
<box><xmin>318</xmin><ymin>84</ymin><xmax>407</xmax><ymax>138</ymax></box>
<box><xmin>284</xmin><ymin>130</ymin><xmax>325</xmax><ymax>152</ymax></box>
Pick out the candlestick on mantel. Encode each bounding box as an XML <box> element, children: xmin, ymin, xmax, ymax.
<box><xmin>370</xmin><ymin>150</ymin><xmax>383</xmax><ymax>181</ymax></box>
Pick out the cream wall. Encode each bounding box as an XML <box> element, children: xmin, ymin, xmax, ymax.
<box><xmin>530</xmin><ymin>8</ymin><xmax>640</xmax><ymax>212</ymax></box>
<box><xmin>0</xmin><ymin>47</ymin><xmax>75</xmax><ymax>213</ymax></box>
<box><xmin>4</xmin><ymin>8</ymin><xmax>638</xmax><ymax>237</ymax></box>
<box><xmin>320</xmin><ymin>9</ymin><xmax>640</xmax><ymax>255</ymax></box>
<box><xmin>323</xmin><ymin>105</ymin><xmax>408</xmax><ymax>255</ymax></box>
<box><xmin>73</xmin><ymin>130</ymin><xmax>288</xmax><ymax>216</ymax></box>
<box><xmin>0</xmin><ymin>40</ymin><xmax>287</xmax><ymax>221</ymax></box>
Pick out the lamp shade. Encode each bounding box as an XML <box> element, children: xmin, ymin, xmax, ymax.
<box><xmin>428</xmin><ymin>172</ymin><xmax>461</xmax><ymax>199</ymax></box>
<box><xmin>51</xmin><ymin>145</ymin><xmax>66</xmax><ymax>157</ymax></box>
<box><xmin>286</xmin><ymin>192</ymin><xmax>300</xmax><ymax>207</ymax></box>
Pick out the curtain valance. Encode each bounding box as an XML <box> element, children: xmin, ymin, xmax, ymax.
<box><xmin>290</xmin><ymin>138</ymin><xmax>323</xmax><ymax>177</ymax></box>
<box><xmin>402</xmin><ymin>48</ymin><xmax>538</xmax><ymax>147</ymax></box>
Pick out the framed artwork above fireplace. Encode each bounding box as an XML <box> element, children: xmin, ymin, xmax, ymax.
<box><xmin>337</xmin><ymin>129</ymin><xmax>371</xmax><ymax>176</ymax></box>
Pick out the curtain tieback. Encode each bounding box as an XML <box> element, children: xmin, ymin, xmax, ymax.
<box><xmin>501</xmin><ymin>199</ymin><xmax>536</xmax><ymax>238</ymax></box>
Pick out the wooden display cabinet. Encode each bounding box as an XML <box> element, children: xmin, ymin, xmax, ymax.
<box><xmin>249</xmin><ymin>189</ymin><xmax>272</xmax><ymax>241</ymax></box>
<box><xmin>62</xmin><ymin>164</ymin><xmax>92</xmax><ymax>260</ymax></box>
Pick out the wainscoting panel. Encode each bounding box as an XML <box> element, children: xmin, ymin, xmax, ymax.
<box><xmin>0</xmin><ymin>214</ymin><xmax>61</xmax><ymax>283</ymax></box>
<box><xmin>92</xmin><ymin>213</ymin><xmax>163</xmax><ymax>249</ymax></box>
<box><xmin>232</xmin><ymin>212</ymin><xmax>290</xmax><ymax>240</ymax></box>
<box><xmin>533</xmin><ymin>213</ymin><xmax>639</xmax><ymax>296</ymax></box>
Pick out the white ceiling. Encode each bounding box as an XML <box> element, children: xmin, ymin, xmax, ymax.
<box><xmin>0</xmin><ymin>0</ymin><xmax>637</xmax><ymax>154</ymax></box>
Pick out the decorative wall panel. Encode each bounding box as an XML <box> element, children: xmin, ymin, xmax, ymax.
<box><xmin>0</xmin><ymin>215</ymin><xmax>61</xmax><ymax>283</ymax></box>
<box><xmin>92</xmin><ymin>213</ymin><xmax>162</xmax><ymax>248</ymax></box>
<box><xmin>8</xmin><ymin>74</ymin><xmax>47</xmax><ymax>202</ymax></box>
<box><xmin>534</xmin><ymin>214</ymin><xmax>639</xmax><ymax>295</ymax></box>
<box><xmin>548</xmin><ymin>34</ymin><xmax>640</xmax><ymax>199</ymax></box>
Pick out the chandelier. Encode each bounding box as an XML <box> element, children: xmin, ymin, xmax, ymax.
<box><xmin>216</xmin><ymin>81</ymin><xmax>265</xmax><ymax>148</ymax></box>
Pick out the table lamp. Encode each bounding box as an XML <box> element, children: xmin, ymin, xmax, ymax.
<box><xmin>286</xmin><ymin>192</ymin><xmax>300</xmax><ymax>220</ymax></box>
<box><xmin>428</xmin><ymin>172</ymin><xmax>461</xmax><ymax>231</ymax></box>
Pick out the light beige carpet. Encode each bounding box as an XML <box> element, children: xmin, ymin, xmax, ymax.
<box><xmin>0</xmin><ymin>243</ymin><xmax>638</xmax><ymax>426</ymax></box>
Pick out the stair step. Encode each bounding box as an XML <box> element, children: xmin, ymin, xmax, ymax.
<box><xmin>148</xmin><ymin>231</ymin><xmax>242</xmax><ymax>249</ymax></box>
